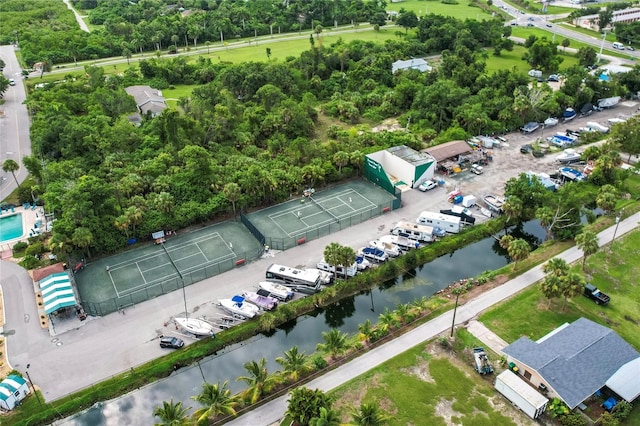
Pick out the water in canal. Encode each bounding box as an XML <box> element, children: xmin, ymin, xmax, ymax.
<box><xmin>58</xmin><ymin>226</ymin><xmax>544</xmax><ymax>425</ymax></box>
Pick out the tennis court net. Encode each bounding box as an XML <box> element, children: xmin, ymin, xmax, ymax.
<box><xmin>309</xmin><ymin>195</ymin><xmax>340</xmax><ymax>223</ymax></box>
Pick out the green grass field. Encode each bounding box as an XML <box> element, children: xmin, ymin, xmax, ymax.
<box><xmin>484</xmin><ymin>45</ymin><xmax>579</xmax><ymax>74</ymax></box>
<box><xmin>386</xmin><ymin>0</ymin><xmax>494</xmax><ymax>20</ymax></box>
<box><xmin>329</xmin><ymin>338</ymin><xmax>524</xmax><ymax>425</ymax></box>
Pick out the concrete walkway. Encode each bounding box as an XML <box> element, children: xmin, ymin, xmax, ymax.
<box><xmin>227</xmin><ymin>212</ymin><xmax>640</xmax><ymax>426</ymax></box>
<box><xmin>466</xmin><ymin>320</ymin><xmax>509</xmax><ymax>354</ymax></box>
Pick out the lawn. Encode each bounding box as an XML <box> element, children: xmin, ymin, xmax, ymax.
<box><xmin>480</xmin><ymin>228</ymin><xmax>640</xmax><ymax>351</ymax></box>
<box><xmin>328</xmin><ymin>335</ymin><xmax>528</xmax><ymax>425</ymax></box>
<box><xmin>484</xmin><ymin>45</ymin><xmax>579</xmax><ymax>74</ymax></box>
<box><xmin>385</xmin><ymin>0</ymin><xmax>494</xmax><ymax>20</ymax></box>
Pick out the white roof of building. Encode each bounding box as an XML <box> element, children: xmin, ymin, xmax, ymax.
<box><xmin>392</xmin><ymin>58</ymin><xmax>432</xmax><ymax>74</ymax></box>
<box><xmin>606</xmin><ymin>357</ymin><xmax>640</xmax><ymax>402</ymax></box>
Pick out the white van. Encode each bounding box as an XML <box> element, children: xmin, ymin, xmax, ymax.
<box><xmin>612</xmin><ymin>42</ymin><xmax>625</xmax><ymax>50</ymax></box>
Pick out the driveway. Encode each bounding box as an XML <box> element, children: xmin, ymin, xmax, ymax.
<box><xmin>0</xmin><ymin>45</ymin><xmax>32</xmax><ymax>200</ymax></box>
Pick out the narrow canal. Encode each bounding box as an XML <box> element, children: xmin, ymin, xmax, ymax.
<box><xmin>58</xmin><ymin>223</ymin><xmax>545</xmax><ymax>425</ymax></box>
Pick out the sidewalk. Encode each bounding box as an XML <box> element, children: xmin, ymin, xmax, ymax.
<box><xmin>227</xmin><ymin>212</ymin><xmax>639</xmax><ymax>425</ymax></box>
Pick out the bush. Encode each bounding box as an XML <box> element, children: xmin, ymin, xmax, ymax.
<box><xmin>25</xmin><ymin>242</ymin><xmax>47</xmax><ymax>257</ymax></box>
<box><xmin>598</xmin><ymin>412</ymin><xmax>619</xmax><ymax>426</ymax></box>
<box><xmin>19</xmin><ymin>255</ymin><xmax>42</xmax><ymax>270</ymax></box>
<box><xmin>558</xmin><ymin>412</ymin><xmax>587</xmax><ymax>426</ymax></box>
<box><xmin>612</xmin><ymin>400</ymin><xmax>632</xmax><ymax>421</ymax></box>
<box><xmin>13</xmin><ymin>241</ymin><xmax>28</xmax><ymax>252</ymax></box>
<box><xmin>312</xmin><ymin>356</ymin><xmax>327</xmax><ymax>370</ymax></box>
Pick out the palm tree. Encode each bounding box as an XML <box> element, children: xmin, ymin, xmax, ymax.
<box><xmin>333</xmin><ymin>151</ymin><xmax>350</xmax><ymax>173</ymax></box>
<box><xmin>153</xmin><ymin>399</ymin><xmax>191</xmax><ymax>426</ymax></box>
<box><xmin>2</xmin><ymin>159</ymin><xmax>20</xmax><ymax>189</ymax></box>
<box><xmin>125</xmin><ymin>205</ymin><xmax>144</xmax><ymax>235</ymax></box>
<box><xmin>350</xmin><ymin>401</ymin><xmax>390</xmax><ymax>426</ymax></box>
<box><xmin>394</xmin><ymin>303</ymin><xmax>411</xmax><ymax>325</ymax></box>
<box><xmin>324</xmin><ymin>242</ymin><xmax>343</xmax><ymax>282</ymax></box>
<box><xmin>222</xmin><ymin>182</ymin><xmax>242</xmax><ymax>216</ymax></box>
<box><xmin>540</xmin><ymin>274</ymin><xmax>563</xmax><ymax>308</ymax></box>
<box><xmin>575</xmin><ymin>230</ymin><xmax>599</xmax><ymax>271</ymax></box>
<box><xmin>276</xmin><ymin>346</ymin><xmax>309</xmax><ymax>382</ymax></box>
<box><xmin>309</xmin><ymin>406</ymin><xmax>341</xmax><ymax>426</ymax></box>
<box><xmin>236</xmin><ymin>358</ymin><xmax>277</xmax><ymax>404</ymax></box>
<box><xmin>191</xmin><ymin>381</ymin><xmax>240</xmax><ymax>424</ymax></box>
<box><xmin>316</xmin><ymin>329</ymin><xmax>350</xmax><ymax>360</ymax></box>
<box><xmin>501</xmin><ymin>196</ymin><xmax>523</xmax><ymax>226</ymax></box>
<box><xmin>154</xmin><ymin>191</ymin><xmax>175</xmax><ymax>214</ymax></box>
<box><xmin>543</xmin><ymin>258</ymin><xmax>569</xmax><ymax>277</ymax></box>
<box><xmin>378</xmin><ymin>308</ymin><xmax>399</xmax><ymax>332</ymax></box>
<box><xmin>357</xmin><ymin>319</ymin><xmax>374</xmax><ymax>343</ymax></box>
<box><xmin>506</xmin><ymin>238</ymin><xmax>530</xmax><ymax>270</ymax></box>
<box><xmin>560</xmin><ymin>272</ymin><xmax>584</xmax><ymax>311</ymax></box>
<box><xmin>72</xmin><ymin>227</ymin><xmax>94</xmax><ymax>258</ymax></box>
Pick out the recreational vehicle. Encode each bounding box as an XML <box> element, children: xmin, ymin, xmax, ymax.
<box><xmin>417</xmin><ymin>211</ymin><xmax>462</xmax><ymax>234</ymax></box>
<box><xmin>265</xmin><ymin>264</ymin><xmax>322</xmax><ymax>293</ymax></box>
<box><xmin>390</xmin><ymin>221</ymin><xmax>437</xmax><ymax>242</ymax></box>
<box><xmin>315</xmin><ymin>260</ymin><xmax>358</xmax><ymax>278</ymax></box>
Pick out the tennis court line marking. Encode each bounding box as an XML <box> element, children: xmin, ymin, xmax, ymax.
<box><xmin>107</xmin><ymin>233</ymin><xmax>224</xmax><ymax>270</ymax></box>
<box><xmin>197</xmin><ymin>244</ymin><xmax>209</xmax><ymax>262</ymax></box>
<box><xmin>266</xmin><ymin>188</ymin><xmax>377</xmax><ymax>238</ymax></box>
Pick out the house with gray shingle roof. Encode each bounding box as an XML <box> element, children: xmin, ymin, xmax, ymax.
<box><xmin>502</xmin><ymin>318</ymin><xmax>640</xmax><ymax>409</ymax></box>
<box><xmin>124</xmin><ymin>85</ymin><xmax>167</xmax><ymax>117</ymax></box>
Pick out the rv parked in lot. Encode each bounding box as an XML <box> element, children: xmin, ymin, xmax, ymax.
<box><xmin>266</xmin><ymin>264</ymin><xmax>322</xmax><ymax>293</ymax></box>
<box><xmin>315</xmin><ymin>260</ymin><xmax>358</xmax><ymax>279</ymax></box>
<box><xmin>379</xmin><ymin>234</ymin><xmax>420</xmax><ymax>251</ymax></box>
<box><xmin>390</xmin><ymin>221</ymin><xmax>437</xmax><ymax>242</ymax></box>
<box><xmin>417</xmin><ymin>211</ymin><xmax>462</xmax><ymax>234</ymax></box>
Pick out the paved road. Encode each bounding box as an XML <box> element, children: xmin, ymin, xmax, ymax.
<box><xmin>0</xmin><ymin>45</ymin><xmax>31</xmax><ymax>201</ymax></box>
<box><xmin>228</xmin><ymin>212</ymin><xmax>640</xmax><ymax>426</ymax></box>
<box><xmin>62</xmin><ymin>0</ymin><xmax>90</xmax><ymax>33</ymax></box>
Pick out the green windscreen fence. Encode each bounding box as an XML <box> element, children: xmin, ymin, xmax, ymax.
<box><xmin>364</xmin><ymin>155</ymin><xmax>395</xmax><ymax>194</ymax></box>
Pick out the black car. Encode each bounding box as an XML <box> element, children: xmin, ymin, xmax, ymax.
<box><xmin>160</xmin><ymin>336</ymin><xmax>185</xmax><ymax>349</ymax></box>
<box><xmin>520</xmin><ymin>144</ymin><xmax>533</xmax><ymax>154</ymax></box>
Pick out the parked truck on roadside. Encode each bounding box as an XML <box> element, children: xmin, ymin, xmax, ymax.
<box><xmin>584</xmin><ymin>283</ymin><xmax>610</xmax><ymax>305</ymax></box>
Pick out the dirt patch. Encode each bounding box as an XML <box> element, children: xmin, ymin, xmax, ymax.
<box><xmin>435</xmin><ymin>397</ymin><xmax>460</xmax><ymax>424</ymax></box>
<box><xmin>487</xmin><ymin>394</ymin><xmax>538</xmax><ymax>426</ymax></box>
<box><xmin>401</xmin><ymin>359</ymin><xmax>434</xmax><ymax>383</ymax></box>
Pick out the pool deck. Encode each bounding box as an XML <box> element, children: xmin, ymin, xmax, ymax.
<box><xmin>0</xmin><ymin>204</ymin><xmax>45</xmax><ymax>257</ymax></box>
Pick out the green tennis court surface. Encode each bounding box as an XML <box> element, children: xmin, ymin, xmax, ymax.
<box><xmin>75</xmin><ymin>221</ymin><xmax>261</xmax><ymax>315</ymax></box>
<box><xmin>245</xmin><ymin>180</ymin><xmax>396</xmax><ymax>249</ymax></box>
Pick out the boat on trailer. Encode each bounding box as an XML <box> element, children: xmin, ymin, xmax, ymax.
<box><xmin>483</xmin><ymin>195</ymin><xmax>505</xmax><ymax>214</ymax></box>
<box><xmin>242</xmin><ymin>291</ymin><xmax>278</xmax><ymax>311</ymax></box>
<box><xmin>258</xmin><ymin>281</ymin><xmax>294</xmax><ymax>301</ymax></box>
<box><xmin>174</xmin><ymin>317</ymin><xmax>216</xmax><ymax>337</ymax></box>
<box><xmin>218</xmin><ymin>296</ymin><xmax>260</xmax><ymax>319</ymax></box>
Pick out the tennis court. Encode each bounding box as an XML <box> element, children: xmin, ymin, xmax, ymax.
<box><xmin>75</xmin><ymin>221</ymin><xmax>262</xmax><ymax>316</ymax></box>
<box><xmin>244</xmin><ymin>180</ymin><xmax>398</xmax><ymax>250</ymax></box>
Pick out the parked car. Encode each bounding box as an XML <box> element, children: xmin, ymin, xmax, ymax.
<box><xmin>626</xmin><ymin>46</ymin><xmax>635</xmax><ymax>51</ymax></box>
<box><xmin>547</xmin><ymin>74</ymin><xmax>560</xmax><ymax>82</ymax></box>
<box><xmin>545</xmin><ymin>23</ymin><xmax>552</xmax><ymax>28</ymax></box>
<box><xmin>418</xmin><ymin>180</ymin><xmax>438</xmax><ymax>192</ymax></box>
<box><xmin>160</xmin><ymin>336</ymin><xmax>185</xmax><ymax>349</ymax></box>
<box><xmin>527</xmin><ymin>23</ymin><xmax>535</xmax><ymax>27</ymax></box>
<box><xmin>470</xmin><ymin>164</ymin><xmax>484</xmax><ymax>175</ymax></box>
<box><xmin>8</xmin><ymin>78</ymin><xmax>15</xmax><ymax>86</ymax></box>
<box><xmin>520</xmin><ymin>144</ymin><xmax>533</xmax><ymax>154</ymax></box>
<box><xmin>584</xmin><ymin>283</ymin><xmax>610</xmax><ymax>305</ymax></box>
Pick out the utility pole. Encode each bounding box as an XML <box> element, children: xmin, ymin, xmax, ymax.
<box><xmin>25</xmin><ymin>364</ymin><xmax>43</xmax><ymax>406</ymax></box>
<box><xmin>598</xmin><ymin>30</ymin><xmax>607</xmax><ymax>63</ymax></box>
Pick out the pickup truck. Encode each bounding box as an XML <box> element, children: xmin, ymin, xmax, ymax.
<box><xmin>584</xmin><ymin>283</ymin><xmax>610</xmax><ymax>305</ymax></box>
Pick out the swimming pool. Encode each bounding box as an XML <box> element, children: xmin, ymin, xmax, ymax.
<box><xmin>0</xmin><ymin>213</ymin><xmax>24</xmax><ymax>242</ymax></box>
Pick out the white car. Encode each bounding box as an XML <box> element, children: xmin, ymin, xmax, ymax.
<box><xmin>8</xmin><ymin>78</ymin><xmax>15</xmax><ymax>86</ymax></box>
<box><xmin>418</xmin><ymin>180</ymin><xmax>437</xmax><ymax>192</ymax></box>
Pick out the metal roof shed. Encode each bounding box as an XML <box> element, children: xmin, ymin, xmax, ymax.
<box><xmin>0</xmin><ymin>375</ymin><xmax>30</xmax><ymax>410</ymax></box>
<box><xmin>606</xmin><ymin>358</ymin><xmax>640</xmax><ymax>403</ymax></box>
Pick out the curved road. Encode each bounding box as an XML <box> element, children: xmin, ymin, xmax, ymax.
<box><xmin>0</xmin><ymin>45</ymin><xmax>31</xmax><ymax>201</ymax></box>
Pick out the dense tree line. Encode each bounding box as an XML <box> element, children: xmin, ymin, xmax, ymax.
<box><xmin>19</xmin><ymin>8</ymin><xmax>640</xmax><ymax>259</ymax></box>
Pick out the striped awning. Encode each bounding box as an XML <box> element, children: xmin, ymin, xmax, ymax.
<box><xmin>39</xmin><ymin>272</ymin><xmax>77</xmax><ymax>314</ymax></box>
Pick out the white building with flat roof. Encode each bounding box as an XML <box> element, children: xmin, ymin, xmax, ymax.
<box><xmin>576</xmin><ymin>7</ymin><xmax>640</xmax><ymax>29</ymax></box>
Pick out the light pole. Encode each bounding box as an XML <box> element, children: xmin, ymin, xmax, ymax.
<box><xmin>25</xmin><ymin>364</ymin><xmax>43</xmax><ymax>406</ymax></box>
<box><xmin>598</xmin><ymin>30</ymin><xmax>607</xmax><ymax>63</ymax></box>
<box><xmin>450</xmin><ymin>290</ymin><xmax>461</xmax><ymax>338</ymax></box>
<box><xmin>611</xmin><ymin>208</ymin><xmax>624</xmax><ymax>249</ymax></box>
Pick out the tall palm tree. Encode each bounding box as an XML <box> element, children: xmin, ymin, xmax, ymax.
<box><xmin>153</xmin><ymin>399</ymin><xmax>191</xmax><ymax>426</ymax></box>
<box><xmin>506</xmin><ymin>238</ymin><xmax>530</xmax><ymax>270</ymax></box>
<box><xmin>543</xmin><ymin>258</ymin><xmax>569</xmax><ymax>277</ymax></box>
<box><xmin>236</xmin><ymin>358</ymin><xmax>278</xmax><ymax>404</ymax></box>
<box><xmin>72</xmin><ymin>227</ymin><xmax>94</xmax><ymax>258</ymax></box>
<box><xmin>2</xmin><ymin>159</ymin><xmax>21</xmax><ymax>189</ymax></box>
<box><xmin>191</xmin><ymin>381</ymin><xmax>240</xmax><ymax>424</ymax></box>
<box><xmin>560</xmin><ymin>272</ymin><xmax>584</xmax><ymax>311</ymax></box>
<box><xmin>316</xmin><ymin>329</ymin><xmax>350</xmax><ymax>360</ymax></box>
<box><xmin>276</xmin><ymin>346</ymin><xmax>309</xmax><ymax>382</ymax></box>
<box><xmin>575</xmin><ymin>230</ymin><xmax>599</xmax><ymax>271</ymax></box>
<box><xmin>323</xmin><ymin>242</ymin><xmax>343</xmax><ymax>282</ymax></box>
<box><xmin>350</xmin><ymin>401</ymin><xmax>391</xmax><ymax>426</ymax></box>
